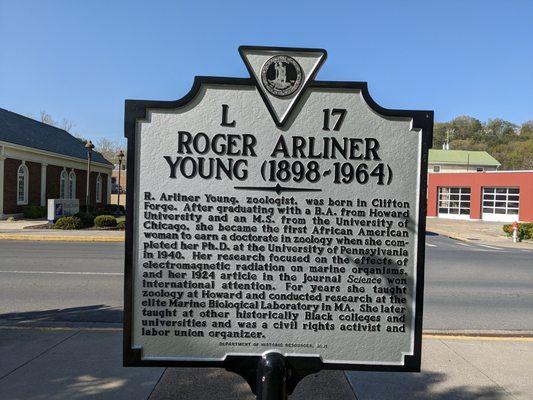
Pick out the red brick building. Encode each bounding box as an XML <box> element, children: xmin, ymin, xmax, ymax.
<box><xmin>427</xmin><ymin>171</ymin><xmax>533</xmax><ymax>223</ymax></box>
<box><xmin>0</xmin><ymin>108</ymin><xmax>113</xmax><ymax>218</ymax></box>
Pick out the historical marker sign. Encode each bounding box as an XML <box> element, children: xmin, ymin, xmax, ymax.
<box><xmin>124</xmin><ymin>46</ymin><xmax>433</xmax><ymax>373</ymax></box>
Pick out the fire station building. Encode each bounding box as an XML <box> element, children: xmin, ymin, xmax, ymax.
<box><xmin>0</xmin><ymin>108</ymin><xmax>113</xmax><ymax>219</ymax></box>
<box><xmin>426</xmin><ymin>150</ymin><xmax>533</xmax><ymax>223</ymax></box>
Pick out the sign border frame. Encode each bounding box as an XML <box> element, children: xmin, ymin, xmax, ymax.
<box><xmin>123</xmin><ymin>63</ymin><xmax>433</xmax><ymax>373</ymax></box>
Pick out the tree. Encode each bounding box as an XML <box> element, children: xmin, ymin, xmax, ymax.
<box><xmin>520</xmin><ymin>121</ymin><xmax>533</xmax><ymax>138</ymax></box>
<box><xmin>432</xmin><ymin>116</ymin><xmax>484</xmax><ymax>148</ymax></box>
<box><xmin>40</xmin><ymin>110</ymin><xmax>76</xmax><ymax>132</ymax></box>
<box><xmin>484</xmin><ymin>118</ymin><xmax>518</xmax><ymax>137</ymax></box>
<box><xmin>432</xmin><ymin>115</ymin><xmax>532</xmax><ymax>170</ymax></box>
<box><xmin>95</xmin><ymin>138</ymin><xmax>127</xmax><ymax>166</ymax></box>
<box><xmin>59</xmin><ymin>118</ymin><xmax>75</xmax><ymax>132</ymax></box>
<box><xmin>449</xmin><ymin>116</ymin><xmax>483</xmax><ymax>140</ymax></box>
<box><xmin>40</xmin><ymin>111</ymin><xmax>56</xmax><ymax>126</ymax></box>
<box><xmin>33</xmin><ymin>110</ymin><xmax>126</xmax><ymax>165</ymax></box>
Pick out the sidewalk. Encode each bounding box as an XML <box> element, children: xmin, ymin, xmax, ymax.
<box><xmin>0</xmin><ymin>326</ymin><xmax>531</xmax><ymax>399</ymax></box>
<box><xmin>427</xmin><ymin>218</ymin><xmax>533</xmax><ymax>249</ymax></box>
<box><xmin>0</xmin><ymin>219</ymin><xmax>47</xmax><ymax>230</ymax></box>
<box><xmin>0</xmin><ymin>326</ymin><xmax>354</xmax><ymax>400</ymax></box>
<box><xmin>347</xmin><ymin>335</ymin><xmax>533</xmax><ymax>400</ymax></box>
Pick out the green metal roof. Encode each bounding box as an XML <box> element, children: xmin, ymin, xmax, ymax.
<box><xmin>428</xmin><ymin>149</ymin><xmax>501</xmax><ymax>166</ymax></box>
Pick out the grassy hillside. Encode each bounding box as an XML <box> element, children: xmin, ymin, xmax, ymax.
<box><xmin>433</xmin><ymin>116</ymin><xmax>533</xmax><ymax>170</ymax></box>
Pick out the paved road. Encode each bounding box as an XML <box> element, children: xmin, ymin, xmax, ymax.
<box><xmin>0</xmin><ymin>237</ymin><xmax>531</xmax><ymax>330</ymax></box>
<box><xmin>0</xmin><ymin>241</ymin><xmax>123</xmax><ymax>324</ymax></box>
<box><xmin>424</xmin><ymin>234</ymin><xmax>533</xmax><ymax>330</ymax></box>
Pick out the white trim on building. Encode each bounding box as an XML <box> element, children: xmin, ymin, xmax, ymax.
<box><xmin>60</xmin><ymin>169</ymin><xmax>68</xmax><ymax>199</ymax></box>
<box><xmin>96</xmin><ymin>174</ymin><xmax>102</xmax><ymax>203</ymax></box>
<box><xmin>0</xmin><ymin>141</ymin><xmax>112</xmax><ymax>174</ymax></box>
<box><xmin>437</xmin><ymin>186</ymin><xmax>471</xmax><ymax>220</ymax></box>
<box><xmin>68</xmin><ymin>170</ymin><xmax>76</xmax><ymax>199</ymax></box>
<box><xmin>17</xmin><ymin>162</ymin><xmax>29</xmax><ymax>205</ymax></box>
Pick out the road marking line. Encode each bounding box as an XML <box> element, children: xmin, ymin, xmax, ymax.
<box><xmin>0</xmin><ymin>234</ymin><xmax>124</xmax><ymax>242</ymax></box>
<box><xmin>477</xmin><ymin>244</ymin><xmax>502</xmax><ymax>250</ymax></box>
<box><xmin>426</xmin><ymin>243</ymin><xmax>437</xmax><ymax>247</ymax></box>
<box><xmin>457</xmin><ymin>242</ymin><xmax>472</xmax><ymax>247</ymax></box>
<box><xmin>0</xmin><ymin>270</ymin><xmax>123</xmax><ymax>276</ymax></box>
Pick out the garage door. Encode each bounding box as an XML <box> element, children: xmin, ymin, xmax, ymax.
<box><xmin>438</xmin><ymin>187</ymin><xmax>471</xmax><ymax>219</ymax></box>
<box><xmin>482</xmin><ymin>187</ymin><xmax>520</xmax><ymax>222</ymax></box>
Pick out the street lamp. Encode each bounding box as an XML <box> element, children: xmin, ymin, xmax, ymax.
<box><xmin>85</xmin><ymin>140</ymin><xmax>95</xmax><ymax>212</ymax></box>
<box><xmin>116</xmin><ymin>149</ymin><xmax>125</xmax><ymax>207</ymax></box>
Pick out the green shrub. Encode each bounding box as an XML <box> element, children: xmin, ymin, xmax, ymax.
<box><xmin>94</xmin><ymin>214</ymin><xmax>117</xmax><ymax>228</ymax></box>
<box><xmin>54</xmin><ymin>216</ymin><xmax>82</xmax><ymax>230</ymax></box>
<box><xmin>116</xmin><ymin>220</ymin><xmax>126</xmax><ymax>230</ymax></box>
<box><xmin>23</xmin><ymin>205</ymin><xmax>47</xmax><ymax>218</ymax></box>
<box><xmin>74</xmin><ymin>212</ymin><xmax>96</xmax><ymax>227</ymax></box>
<box><xmin>95</xmin><ymin>209</ymin><xmax>110</xmax><ymax>216</ymax></box>
<box><xmin>502</xmin><ymin>223</ymin><xmax>533</xmax><ymax>240</ymax></box>
<box><xmin>522</xmin><ymin>223</ymin><xmax>533</xmax><ymax>240</ymax></box>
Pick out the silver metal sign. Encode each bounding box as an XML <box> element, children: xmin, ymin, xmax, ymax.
<box><xmin>124</xmin><ymin>46</ymin><xmax>432</xmax><ymax>373</ymax></box>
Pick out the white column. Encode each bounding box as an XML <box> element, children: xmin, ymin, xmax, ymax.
<box><xmin>107</xmin><ymin>173</ymin><xmax>112</xmax><ymax>204</ymax></box>
<box><xmin>40</xmin><ymin>163</ymin><xmax>47</xmax><ymax>206</ymax></box>
<box><xmin>0</xmin><ymin>156</ymin><xmax>5</xmax><ymax>218</ymax></box>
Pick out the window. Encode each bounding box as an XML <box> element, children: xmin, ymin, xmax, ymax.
<box><xmin>68</xmin><ymin>171</ymin><xmax>76</xmax><ymax>199</ymax></box>
<box><xmin>433</xmin><ymin>165</ymin><xmax>440</xmax><ymax>173</ymax></box>
<box><xmin>438</xmin><ymin>187</ymin><xmax>471</xmax><ymax>217</ymax></box>
<box><xmin>17</xmin><ymin>164</ymin><xmax>28</xmax><ymax>205</ymax></box>
<box><xmin>60</xmin><ymin>170</ymin><xmax>68</xmax><ymax>199</ymax></box>
<box><xmin>482</xmin><ymin>187</ymin><xmax>520</xmax><ymax>216</ymax></box>
<box><xmin>476</xmin><ymin>167</ymin><xmax>484</xmax><ymax>172</ymax></box>
<box><xmin>96</xmin><ymin>174</ymin><xmax>102</xmax><ymax>203</ymax></box>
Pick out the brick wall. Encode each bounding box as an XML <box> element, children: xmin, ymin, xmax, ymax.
<box><xmin>3</xmin><ymin>158</ymin><xmax>20</xmax><ymax>214</ymax></box>
<box><xmin>46</xmin><ymin>165</ymin><xmax>62</xmax><ymax>199</ymax></box>
<box><xmin>3</xmin><ymin>158</ymin><xmax>111</xmax><ymax>215</ymax></box>
<box><xmin>75</xmin><ymin>170</ymin><xmax>107</xmax><ymax>206</ymax></box>
<box><xmin>102</xmin><ymin>173</ymin><xmax>108</xmax><ymax>204</ymax></box>
<box><xmin>3</xmin><ymin>158</ymin><xmax>41</xmax><ymax>214</ymax></box>
<box><xmin>428</xmin><ymin>171</ymin><xmax>533</xmax><ymax>222</ymax></box>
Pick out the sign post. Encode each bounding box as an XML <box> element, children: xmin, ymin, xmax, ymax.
<box><xmin>124</xmin><ymin>46</ymin><xmax>433</xmax><ymax>397</ymax></box>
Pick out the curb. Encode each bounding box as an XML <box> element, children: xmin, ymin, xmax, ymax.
<box><xmin>439</xmin><ymin>232</ymin><xmax>468</xmax><ymax>242</ymax></box>
<box><xmin>423</xmin><ymin>329</ymin><xmax>533</xmax><ymax>338</ymax></box>
<box><xmin>0</xmin><ymin>233</ymin><xmax>124</xmax><ymax>242</ymax></box>
<box><xmin>2</xmin><ymin>323</ymin><xmax>531</xmax><ymax>339</ymax></box>
<box><xmin>429</xmin><ymin>230</ymin><xmax>533</xmax><ymax>248</ymax></box>
<box><xmin>428</xmin><ymin>230</ymin><xmax>469</xmax><ymax>243</ymax></box>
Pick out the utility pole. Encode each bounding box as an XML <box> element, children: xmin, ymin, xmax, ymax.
<box><xmin>116</xmin><ymin>149</ymin><xmax>125</xmax><ymax>206</ymax></box>
<box><xmin>85</xmin><ymin>140</ymin><xmax>95</xmax><ymax>212</ymax></box>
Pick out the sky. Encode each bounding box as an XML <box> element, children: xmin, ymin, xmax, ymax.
<box><xmin>1</xmin><ymin>1</ymin><xmax>532</xmax><ymax>142</ymax></box>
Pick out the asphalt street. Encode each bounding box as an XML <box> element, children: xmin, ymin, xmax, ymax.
<box><xmin>0</xmin><ymin>236</ymin><xmax>531</xmax><ymax>330</ymax></box>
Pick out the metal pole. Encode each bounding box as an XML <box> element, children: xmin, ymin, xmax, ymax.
<box><xmin>117</xmin><ymin>159</ymin><xmax>122</xmax><ymax>206</ymax></box>
<box><xmin>86</xmin><ymin>151</ymin><xmax>91</xmax><ymax>212</ymax></box>
<box><xmin>256</xmin><ymin>353</ymin><xmax>288</xmax><ymax>400</ymax></box>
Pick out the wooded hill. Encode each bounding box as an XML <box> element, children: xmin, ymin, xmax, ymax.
<box><xmin>433</xmin><ymin>116</ymin><xmax>533</xmax><ymax>170</ymax></box>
